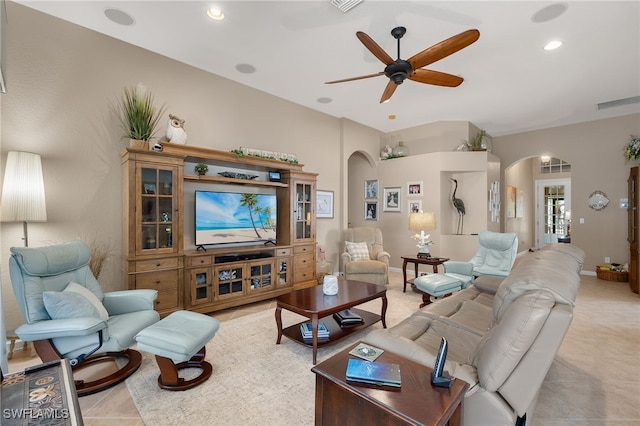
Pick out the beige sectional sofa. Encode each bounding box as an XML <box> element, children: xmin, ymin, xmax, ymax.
<box><xmin>365</xmin><ymin>243</ymin><xmax>585</xmax><ymax>426</ymax></box>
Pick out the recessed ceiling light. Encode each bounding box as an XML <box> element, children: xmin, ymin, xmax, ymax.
<box><xmin>532</xmin><ymin>3</ymin><xmax>568</xmax><ymax>23</ymax></box>
<box><xmin>207</xmin><ymin>7</ymin><xmax>224</xmax><ymax>20</ymax></box>
<box><xmin>544</xmin><ymin>40</ymin><xmax>563</xmax><ymax>51</ymax></box>
<box><xmin>104</xmin><ymin>8</ymin><xmax>135</xmax><ymax>26</ymax></box>
<box><xmin>317</xmin><ymin>97</ymin><xmax>332</xmax><ymax>104</ymax></box>
<box><xmin>235</xmin><ymin>64</ymin><xmax>256</xmax><ymax>74</ymax></box>
<box><xmin>388</xmin><ymin>115</ymin><xmax>396</xmax><ymax>120</ymax></box>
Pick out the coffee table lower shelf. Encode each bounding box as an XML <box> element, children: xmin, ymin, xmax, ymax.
<box><xmin>282</xmin><ymin>308</ymin><xmax>380</xmax><ymax>348</ymax></box>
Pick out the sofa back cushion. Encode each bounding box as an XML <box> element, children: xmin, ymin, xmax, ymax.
<box><xmin>474</xmin><ymin>290</ymin><xmax>555</xmax><ymax>391</ymax></box>
<box><xmin>344</xmin><ymin>227</ymin><xmax>384</xmax><ymax>260</ymax></box>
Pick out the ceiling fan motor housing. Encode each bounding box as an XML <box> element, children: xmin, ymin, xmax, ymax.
<box><xmin>385</xmin><ymin>60</ymin><xmax>412</xmax><ymax>85</ymax></box>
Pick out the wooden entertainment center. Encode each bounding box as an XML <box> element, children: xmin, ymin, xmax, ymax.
<box><xmin>121</xmin><ymin>143</ymin><xmax>317</xmax><ymax>316</ymax></box>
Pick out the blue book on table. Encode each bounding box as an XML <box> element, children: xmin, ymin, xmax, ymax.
<box><xmin>346</xmin><ymin>358</ymin><xmax>401</xmax><ymax>387</ymax></box>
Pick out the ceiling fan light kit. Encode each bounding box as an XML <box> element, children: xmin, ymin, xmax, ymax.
<box><xmin>326</xmin><ymin>26</ymin><xmax>480</xmax><ymax>103</ymax></box>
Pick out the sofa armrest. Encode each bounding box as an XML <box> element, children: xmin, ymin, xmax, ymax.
<box><xmin>376</xmin><ymin>251</ymin><xmax>391</xmax><ymax>265</ymax></box>
<box><xmin>103</xmin><ymin>290</ymin><xmax>158</xmax><ymax>316</ymax></box>
<box><xmin>341</xmin><ymin>252</ymin><xmax>352</xmax><ymax>265</ymax></box>
<box><xmin>16</xmin><ymin>318</ymin><xmax>106</xmax><ymax>341</ymax></box>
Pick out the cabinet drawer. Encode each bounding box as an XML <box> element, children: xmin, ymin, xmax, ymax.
<box><xmin>187</xmin><ymin>255</ymin><xmax>213</xmax><ymax>267</ymax></box>
<box><xmin>155</xmin><ymin>290</ymin><xmax>179</xmax><ymax>311</ymax></box>
<box><xmin>136</xmin><ymin>270</ymin><xmax>178</xmax><ymax>291</ymax></box>
<box><xmin>135</xmin><ymin>257</ymin><xmax>180</xmax><ymax>272</ymax></box>
<box><xmin>293</xmin><ymin>244</ymin><xmax>314</xmax><ymax>255</ymax></box>
<box><xmin>275</xmin><ymin>248</ymin><xmax>291</xmax><ymax>256</ymax></box>
<box><xmin>294</xmin><ymin>253</ymin><xmax>315</xmax><ymax>282</ymax></box>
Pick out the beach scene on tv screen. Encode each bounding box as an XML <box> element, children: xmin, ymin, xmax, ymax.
<box><xmin>196</xmin><ymin>191</ymin><xmax>277</xmax><ymax>245</ymax></box>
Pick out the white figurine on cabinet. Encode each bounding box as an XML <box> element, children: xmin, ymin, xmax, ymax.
<box><xmin>165</xmin><ymin>114</ymin><xmax>187</xmax><ymax>144</ymax></box>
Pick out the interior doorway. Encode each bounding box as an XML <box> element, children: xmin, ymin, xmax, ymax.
<box><xmin>536</xmin><ymin>178</ymin><xmax>571</xmax><ymax>247</ymax></box>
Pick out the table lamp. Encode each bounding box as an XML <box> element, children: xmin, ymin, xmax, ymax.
<box><xmin>409</xmin><ymin>211</ymin><xmax>436</xmax><ymax>258</ymax></box>
<box><xmin>0</xmin><ymin>151</ymin><xmax>47</xmax><ymax>247</ymax></box>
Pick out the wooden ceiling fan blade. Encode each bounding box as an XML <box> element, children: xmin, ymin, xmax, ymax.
<box><xmin>408</xmin><ymin>29</ymin><xmax>480</xmax><ymax>70</ymax></box>
<box><xmin>356</xmin><ymin>31</ymin><xmax>395</xmax><ymax>65</ymax></box>
<box><xmin>325</xmin><ymin>72</ymin><xmax>384</xmax><ymax>84</ymax></box>
<box><xmin>379</xmin><ymin>80</ymin><xmax>398</xmax><ymax>103</ymax></box>
<box><xmin>409</xmin><ymin>69</ymin><xmax>463</xmax><ymax>87</ymax></box>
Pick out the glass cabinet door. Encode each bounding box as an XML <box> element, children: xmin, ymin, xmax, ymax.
<box><xmin>137</xmin><ymin>165</ymin><xmax>176</xmax><ymax>254</ymax></box>
<box><xmin>215</xmin><ymin>264</ymin><xmax>244</xmax><ymax>299</ymax></box>
<box><xmin>294</xmin><ymin>181</ymin><xmax>315</xmax><ymax>242</ymax></box>
<box><xmin>248</xmin><ymin>260</ymin><xmax>273</xmax><ymax>292</ymax></box>
<box><xmin>276</xmin><ymin>257</ymin><xmax>291</xmax><ymax>288</ymax></box>
<box><xmin>190</xmin><ymin>268</ymin><xmax>212</xmax><ymax>305</ymax></box>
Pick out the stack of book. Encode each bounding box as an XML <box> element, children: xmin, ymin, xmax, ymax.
<box><xmin>333</xmin><ymin>309</ymin><xmax>364</xmax><ymax>327</ymax></box>
<box><xmin>300</xmin><ymin>322</ymin><xmax>330</xmax><ymax>342</ymax></box>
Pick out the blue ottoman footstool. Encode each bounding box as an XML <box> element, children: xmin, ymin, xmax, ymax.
<box><xmin>413</xmin><ymin>274</ymin><xmax>462</xmax><ymax>308</ymax></box>
<box><xmin>135</xmin><ymin>310</ymin><xmax>220</xmax><ymax>391</ymax></box>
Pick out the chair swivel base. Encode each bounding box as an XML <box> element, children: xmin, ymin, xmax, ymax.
<box><xmin>155</xmin><ymin>347</ymin><xmax>212</xmax><ymax>391</ymax></box>
<box><xmin>33</xmin><ymin>340</ymin><xmax>142</xmax><ymax>397</ymax></box>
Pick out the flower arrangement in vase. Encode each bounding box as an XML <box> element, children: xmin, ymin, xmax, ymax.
<box><xmin>624</xmin><ymin>135</ymin><xmax>640</xmax><ymax>162</ymax></box>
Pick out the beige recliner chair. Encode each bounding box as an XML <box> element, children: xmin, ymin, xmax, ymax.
<box><xmin>341</xmin><ymin>227</ymin><xmax>390</xmax><ymax>285</ymax></box>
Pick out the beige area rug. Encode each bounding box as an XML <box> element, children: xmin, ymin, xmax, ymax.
<box><xmin>125</xmin><ymin>283</ymin><xmax>422</xmax><ymax>425</ymax></box>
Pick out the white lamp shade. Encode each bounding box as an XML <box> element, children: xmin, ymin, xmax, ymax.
<box><xmin>1</xmin><ymin>151</ymin><xmax>47</xmax><ymax>222</ymax></box>
<box><xmin>409</xmin><ymin>211</ymin><xmax>436</xmax><ymax>231</ymax></box>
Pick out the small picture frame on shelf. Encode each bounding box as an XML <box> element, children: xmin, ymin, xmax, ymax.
<box><xmin>316</xmin><ymin>190</ymin><xmax>334</xmax><ymax>219</ymax></box>
<box><xmin>383</xmin><ymin>187</ymin><xmax>402</xmax><ymax>212</ymax></box>
<box><xmin>365</xmin><ymin>202</ymin><xmax>378</xmax><ymax>220</ymax></box>
<box><xmin>365</xmin><ymin>180</ymin><xmax>378</xmax><ymax>199</ymax></box>
<box><xmin>407</xmin><ymin>181</ymin><xmax>423</xmax><ymax>197</ymax></box>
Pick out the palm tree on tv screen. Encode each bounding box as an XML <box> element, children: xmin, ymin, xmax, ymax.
<box><xmin>240</xmin><ymin>194</ymin><xmax>262</xmax><ymax>238</ymax></box>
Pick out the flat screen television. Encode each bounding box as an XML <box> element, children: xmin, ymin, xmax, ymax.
<box><xmin>195</xmin><ymin>190</ymin><xmax>277</xmax><ymax>246</ymax></box>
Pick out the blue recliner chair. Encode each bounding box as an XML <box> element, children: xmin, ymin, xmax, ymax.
<box><xmin>9</xmin><ymin>240</ymin><xmax>160</xmax><ymax>396</ymax></box>
<box><xmin>443</xmin><ymin>230</ymin><xmax>519</xmax><ymax>284</ymax></box>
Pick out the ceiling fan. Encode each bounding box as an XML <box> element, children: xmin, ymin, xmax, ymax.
<box><xmin>325</xmin><ymin>26</ymin><xmax>480</xmax><ymax>103</ymax></box>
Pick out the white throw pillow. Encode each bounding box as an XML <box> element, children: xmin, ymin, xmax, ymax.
<box><xmin>345</xmin><ymin>241</ymin><xmax>370</xmax><ymax>261</ymax></box>
<box><xmin>64</xmin><ymin>282</ymin><xmax>109</xmax><ymax>321</ymax></box>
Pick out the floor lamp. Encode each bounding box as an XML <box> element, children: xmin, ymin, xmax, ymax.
<box><xmin>0</xmin><ymin>151</ymin><xmax>47</xmax><ymax>247</ymax></box>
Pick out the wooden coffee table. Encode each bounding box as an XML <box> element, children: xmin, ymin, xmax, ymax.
<box><xmin>311</xmin><ymin>341</ymin><xmax>469</xmax><ymax>425</ymax></box>
<box><xmin>275</xmin><ymin>280</ymin><xmax>387</xmax><ymax>364</ymax></box>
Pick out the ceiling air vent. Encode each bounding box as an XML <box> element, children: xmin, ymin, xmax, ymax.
<box><xmin>597</xmin><ymin>95</ymin><xmax>640</xmax><ymax>110</ymax></box>
<box><xmin>331</xmin><ymin>0</ymin><xmax>364</xmax><ymax>13</ymax></box>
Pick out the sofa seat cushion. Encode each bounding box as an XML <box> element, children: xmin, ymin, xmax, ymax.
<box><xmin>438</xmin><ymin>300</ymin><xmax>494</xmax><ymax>336</ymax></box>
<box><xmin>414</xmin><ymin>274</ymin><xmax>461</xmax><ymax>297</ymax></box>
<box><xmin>345</xmin><ymin>259</ymin><xmax>387</xmax><ymax>274</ymax></box>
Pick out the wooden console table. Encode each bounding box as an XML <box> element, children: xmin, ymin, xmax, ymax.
<box><xmin>401</xmin><ymin>255</ymin><xmax>449</xmax><ymax>292</ymax></box>
<box><xmin>312</xmin><ymin>342</ymin><xmax>468</xmax><ymax>425</ymax></box>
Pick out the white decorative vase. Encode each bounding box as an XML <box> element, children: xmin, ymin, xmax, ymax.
<box><xmin>322</xmin><ymin>275</ymin><xmax>339</xmax><ymax>296</ymax></box>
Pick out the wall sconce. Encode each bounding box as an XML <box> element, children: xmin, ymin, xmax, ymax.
<box><xmin>409</xmin><ymin>211</ymin><xmax>436</xmax><ymax>258</ymax></box>
<box><xmin>0</xmin><ymin>151</ymin><xmax>47</xmax><ymax>246</ymax></box>
<box><xmin>540</xmin><ymin>155</ymin><xmax>551</xmax><ymax>163</ymax></box>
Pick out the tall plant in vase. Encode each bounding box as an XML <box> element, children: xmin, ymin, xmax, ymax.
<box><xmin>112</xmin><ymin>83</ymin><xmax>166</xmax><ymax>149</ymax></box>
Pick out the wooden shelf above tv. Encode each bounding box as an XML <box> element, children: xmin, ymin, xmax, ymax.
<box><xmin>159</xmin><ymin>142</ymin><xmax>304</xmax><ymax>172</ymax></box>
<box><xmin>184</xmin><ymin>174</ymin><xmax>288</xmax><ymax>187</ymax></box>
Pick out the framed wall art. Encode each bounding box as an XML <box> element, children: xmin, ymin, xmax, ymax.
<box><xmin>365</xmin><ymin>179</ymin><xmax>378</xmax><ymax>199</ymax></box>
<box><xmin>407</xmin><ymin>181</ymin><xmax>423</xmax><ymax>197</ymax></box>
<box><xmin>365</xmin><ymin>202</ymin><xmax>378</xmax><ymax>220</ymax></box>
<box><xmin>408</xmin><ymin>200</ymin><xmax>422</xmax><ymax>214</ymax></box>
<box><xmin>383</xmin><ymin>187</ymin><xmax>402</xmax><ymax>212</ymax></box>
<box><xmin>316</xmin><ymin>190</ymin><xmax>334</xmax><ymax>218</ymax></box>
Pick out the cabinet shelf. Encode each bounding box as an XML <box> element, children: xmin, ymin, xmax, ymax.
<box><xmin>184</xmin><ymin>174</ymin><xmax>288</xmax><ymax>187</ymax></box>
